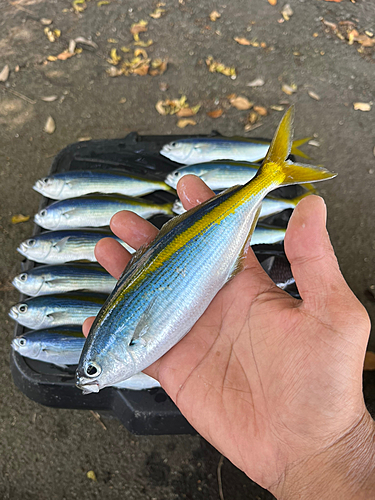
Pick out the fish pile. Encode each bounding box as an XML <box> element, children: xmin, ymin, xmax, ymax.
<box><xmin>10</xmin><ymin>107</ymin><xmax>334</xmax><ymax>395</ymax></box>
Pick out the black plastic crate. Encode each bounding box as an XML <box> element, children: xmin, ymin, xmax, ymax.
<box><xmin>11</xmin><ymin>132</ymin><xmax>294</xmax><ymax>435</ymax></box>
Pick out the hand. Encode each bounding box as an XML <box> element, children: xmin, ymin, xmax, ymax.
<box><xmin>83</xmin><ymin>175</ymin><xmax>374</xmax><ymax>499</ymax></box>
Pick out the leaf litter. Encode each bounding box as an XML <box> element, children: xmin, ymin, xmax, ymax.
<box><xmin>206</xmin><ymin>56</ymin><xmax>236</xmax><ymax>79</ymax></box>
<box><xmin>44</xmin><ymin>116</ymin><xmax>56</xmax><ymax>134</ymax></box>
<box><xmin>0</xmin><ymin>65</ymin><xmax>10</xmax><ymax>82</ymax></box>
<box><xmin>230</xmin><ymin>96</ymin><xmax>253</xmax><ymax>110</ymax></box>
<box><xmin>11</xmin><ymin>214</ymin><xmax>30</xmax><ymax>224</ymax></box>
<box><xmin>155</xmin><ymin>95</ymin><xmax>200</xmax><ymax>117</ymax></box>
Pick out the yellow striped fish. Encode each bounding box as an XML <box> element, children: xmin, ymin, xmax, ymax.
<box><xmin>76</xmin><ymin>107</ymin><xmax>336</xmax><ymax>393</ymax></box>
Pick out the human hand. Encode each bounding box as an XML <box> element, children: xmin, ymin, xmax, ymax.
<box><xmin>83</xmin><ymin>175</ymin><xmax>374</xmax><ymax>499</ymax></box>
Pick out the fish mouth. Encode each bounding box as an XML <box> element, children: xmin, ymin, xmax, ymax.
<box><xmin>75</xmin><ymin>375</ymin><xmax>100</xmax><ymax>394</ymax></box>
<box><xmin>165</xmin><ymin>173</ymin><xmax>177</xmax><ymax>189</ymax></box>
<box><xmin>17</xmin><ymin>242</ymin><xmax>30</xmax><ymax>257</ymax></box>
<box><xmin>9</xmin><ymin>307</ymin><xmax>19</xmax><ymax>320</ymax></box>
<box><xmin>33</xmin><ymin>180</ymin><xmax>45</xmax><ymax>194</ymax></box>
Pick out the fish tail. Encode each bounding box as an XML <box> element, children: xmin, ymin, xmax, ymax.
<box><xmin>290</xmin><ymin>137</ymin><xmax>312</xmax><ymax>159</ymax></box>
<box><xmin>261</xmin><ymin>106</ymin><xmax>336</xmax><ymax>187</ymax></box>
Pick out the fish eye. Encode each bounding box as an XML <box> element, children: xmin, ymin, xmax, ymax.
<box><xmin>173</xmin><ymin>172</ymin><xmax>180</xmax><ymax>177</ymax></box>
<box><xmin>85</xmin><ymin>362</ymin><xmax>102</xmax><ymax>378</ymax></box>
<box><xmin>27</xmin><ymin>239</ymin><xmax>36</xmax><ymax>247</ymax></box>
<box><xmin>19</xmin><ymin>273</ymin><xmax>28</xmax><ymax>281</ymax></box>
<box><xmin>42</xmin><ymin>177</ymin><xmax>49</xmax><ymax>183</ymax></box>
<box><xmin>171</xmin><ymin>142</ymin><xmax>176</xmax><ymax>147</ymax></box>
<box><xmin>18</xmin><ymin>304</ymin><xmax>28</xmax><ymax>314</ymax></box>
<box><xmin>18</xmin><ymin>338</ymin><xmax>27</xmax><ymax>347</ymax></box>
<box><xmin>39</xmin><ymin>209</ymin><xmax>47</xmax><ymax>217</ymax></box>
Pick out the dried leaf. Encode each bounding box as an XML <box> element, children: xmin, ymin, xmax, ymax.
<box><xmin>244</xmin><ymin>122</ymin><xmax>263</xmax><ymax>132</ymax></box>
<box><xmin>149</xmin><ymin>59</ymin><xmax>167</xmax><ymax>76</ymax></box>
<box><xmin>268</xmin><ymin>0</ymin><xmax>277</xmax><ymax>4</ymax></box>
<box><xmin>247</xmin><ymin>77</ymin><xmax>265</xmax><ymax>87</ymax></box>
<box><xmin>40</xmin><ymin>18</ymin><xmax>53</xmax><ymax>25</ymax></box>
<box><xmin>107</xmin><ymin>38</ymin><xmax>118</xmax><ymax>43</ymax></box>
<box><xmin>206</xmin><ymin>56</ymin><xmax>236</xmax><ymax>79</ymax></box>
<box><xmin>177</xmin><ymin>118</ymin><xmax>196</xmax><ymax>128</ymax></box>
<box><xmin>57</xmin><ymin>50</ymin><xmax>76</xmax><ymax>60</ymax></box>
<box><xmin>209</xmin><ymin>10</ymin><xmax>221</xmax><ymax>21</ymax></box>
<box><xmin>54</xmin><ymin>29</ymin><xmax>61</xmax><ymax>38</ymax></box>
<box><xmin>134</xmin><ymin>48</ymin><xmax>148</xmax><ymax>58</ymax></box>
<box><xmin>78</xmin><ymin>136</ymin><xmax>92</xmax><ymax>141</ymax></box>
<box><xmin>107</xmin><ymin>66</ymin><xmax>123</xmax><ymax>77</ymax></box>
<box><xmin>308</xmin><ymin>140</ymin><xmax>320</xmax><ymax>147</ymax></box>
<box><xmin>119</xmin><ymin>97</ymin><xmax>127</xmax><ymax>104</ymax></box>
<box><xmin>364</xmin><ymin>352</ymin><xmax>375</xmax><ymax>371</ymax></box>
<box><xmin>353</xmin><ymin>34</ymin><xmax>375</xmax><ymax>47</ymax></box>
<box><xmin>11</xmin><ymin>214</ymin><xmax>30</xmax><ymax>224</ymax></box>
<box><xmin>44</xmin><ymin>116</ymin><xmax>56</xmax><ymax>134</ymax></box>
<box><xmin>150</xmin><ymin>7</ymin><xmax>165</xmax><ymax>18</ymax></box>
<box><xmin>121</xmin><ymin>46</ymin><xmax>131</xmax><ymax>53</ymax></box>
<box><xmin>281</xmin><ymin>4</ymin><xmax>293</xmax><ymax>21</ymax></box>
<box><xmin>155</xmin><ymin>100</ymin><xmax>167</xmax><ymax>115</ymax></box>
<box><xmin>308</xmin><ymin>90</ymin><xmax>321</xmax><ymax>101</ymax></box>
<box><xmin>230</xmin><ymin>96</ymin><xmax>253</xmax><ymax>110</ymax></box>
<box><xmin>254</xmin><ymin>105</ymin><xmax>267</xmax><ymax>116</ymax></box>
<box><xmin>134</xmin><ymin>39</ymin><xmax>153</xmax><ymax>47</ymax></box>
<box><xmin>207</xmin><ymin>109</ymin><xmax>223</xmax><ymax>118</ymax></box>
<box><xmin>133</xmin><ymin>63</ymin><xmax>149</xmax><ymax>76</ymax></box>
<box><xmin>270</xmin><ymin>105</ymin><xmax>284</xmax><ymax>111</ymax></box>
<box><xmin>72</xmin><ymin>0</ymin><xmax>86</xmax><ymax>13</ymax></box>
<box><xmin>353</xmin><ymin>102</ymin><xmax>371</xmax><ymax>111</ymax></box>
<box><xmin>47</xmin><ymin>55</ymin><xmax>58</xmax><ymax>62</ymax></box>
<box><xmin>159</xmin><ymin>81</ymin><xmax>168</xmax><ymax>91</ymax></box>
<box><xmin>0</xmin><ymin>64</ymin><xmax>10</xmax><ymax>82</ymax></box>
<box><xmin>234</xmin><ymin>36</ymin><xmax>251</xmax><ymax>46</ymax></box>
<box><xmin>130</xmin><ymin>20</ymin><xmax>148</xmax><ymax>35</ymax></box>
<box><xmin>247</xmin><ymin>111</ymin><xmax>259</xmax><ymax>124</ymax></box>
<box><xmin>41</xmin><ymin>95</ymin><xmax>58</xmax><ymax>102</ymax></box>
<box><xmin>176</xmin><ymin>104</ymin><xmax>201</xmax><ymax>117</ymax></box>
<box><xmin>97</xmin><ymin>0</ymin><xmax>110</xmax><ymax>5</ymax></box>
<box><xmin>75</xmin><ymin>37</ymin><xmax>98</xmax><ymax>49</ymax></box>
<box><xmin>108</xmin><ymin>48</ymin><xmax>121</xmax><ymax>65</ymax></box>
<box><xmin>87</xmin><ymin>471</ymin><xmax>97</xmax><ymax>481</ymax></box>
<box><xmin>281</xmin><ymin>83</ymin><xmax>297</xmax><ymax>95</ymax></box>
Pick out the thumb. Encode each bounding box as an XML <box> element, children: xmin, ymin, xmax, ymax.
<box><xmin>284</xmin><ymin>195</ymin><xmax>357</xmax><ymax>312</ymax></box>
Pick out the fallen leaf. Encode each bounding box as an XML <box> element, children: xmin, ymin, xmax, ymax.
<box><xmin>134</xmin><ymin>39</ymin><xmax>153</xmax><ymax>47</ymax></box>
<box><xmin>364</xmin><ymin>352</ymin><xmax>375</xmax><ymax>371</ymax></box>
<box><xmin>149</xmin><ymin>59</ymin><xmax>167</xmax><ymax>76</ymax></box>
<box><xmin>206</xmin><ymin>57</ymin><xmax>236</xmax><ymax>79</ymax></box>
<box><xmin>281</xmin><ymin>83</ymin><xmax>297</xmax><ymax>95</ymax></box>
<box><xmin>41</xmin><ymin>95</ymin><xmax>58</xmax><ymax>102</ymax></box>
<box><xmin>75</xmin><ymin>37</ymin><xmax>98</xmax><ymax>49</ymax></box>
<box><xmin>44</xmin><ymin>27</ymin><xmax>56</xmax><ymax>42</ymax></box>
<box><xmin>247</xmin><ymin>77</ymin><xmax>265</xmax><ymax>87</ymax></box>
<box><xmin>133</xmin><ymin>64</ymin><xmax>149</xmax><ymax>75</ymax></box>
<box><xmin>353</xmin><ymin>102</ymin><xmax>371</xmax><ymax>111</ymax></box>
<box><xmin>234</xmin><ymin>36</ymin><xmax>251</xmax><ymax>46</ymax></box>
<box><xmin>108</xmin><ymin>48</ymin><xmax>121</xmax><ymax>65</ymax></box>
<box><xmin>130</xmin><ymin>20</ymin><xmax>148</xmax><ymax>36</ymax></box>
<box><xmin>207</xmin><ymin>109</ymin><xmax>223</xmax><ymax>118</ymax></box>
<box><xmin>230</xmin><ymin>96</ymin><xmax>253</xmax><ymax>110</ymax></box>
<box><xmin>57</xmin><ymin>50</ymin><xmax>76</xmax><ymax>60</ymax></box>
<box><xmin>159</xmin><ymin>81</ymin><xmax>168</xmax><ymax>91</ymax></box>
<box><xmin>270</xmin><ymin>105</ymin><xmax>284</xmax><ymax>111</ymax></box>
<box><xmin>308</xmin><ymin>140</ymin><xmax>320</xmax><ymax>147</ymax></box>
<box><xmin>87</xmin><ymin>471</ymin><xmax>97</xmax><ymax>481</ymax></box>
<box><xmin>121</xmin><ymin>46</ymin><xmax>131</xmax><ymax>53</ymax></box>
<box><xmin>78</xmin><ymin>136</ymin><xmax>92</xmax><ymax>141</ymax></box>
<box><xmin>247</xmin><ymin>111</ymin><xmax>259</xmax><ymax>124</ymax></box>
<box><xmin>72</xmin><ymin>0</ymin><xmax>87</xmax><ymax>13</ymax></box>
<box><xmin>134</xmin><ymin>48</ymin><xmax>148</xmax><ymax>59</ymax></box>
<box><xmin>11</xmin><ymin>214</ymin><xmax>30</xmax><ymax>224</ymax></box>
<box><xmin>119</xmin><ymin>97</ymin><xmax>127</xmax><ymax>103</ymax></box>
<box><xmin>176</xmin><ymin>105</ymin><xmax>201</xmax><ymax>117</ymax></box>
<box><xmin>254</xmin><ymin>105</ymin><xmax>267</xmax><ymax>116</ymax></box>
<box><xmin>46</xmin><ymin>55</ymin><xmax>58</xmax><ymax>62</ymax></box>
<box><xmin>209</xmin><ymin>10</ymin><xmax>221</xmax><ymax>21</ymax></box>
<box><xmin>352</xmin><ymin>34</ymin><xmax>375</xmax><ymax>47</ymax></box>
<box><xmin>107</xmin><ymin>38</ymin><xmax>118</xmax><ymax>43</ymax></box>
<box><xmin>150</xmin><ymin>7</ymin><xmax>165</xmax><ymax>18</ymax></box>
<box><xmin>0</xmin><ymin>64</ymin><xmax>10</xmax><ymax>82</ymax></box>
<box><xmin>44</xmin><ymin>116</ymin><xmax>56</xmax><ymax>134</ymax></box>
<box><xmin>97</xmin><ymin>0</ymin><xmax>110</xmax><ymax>5</ymax></box>
<box><xmin>281</xmin><ymin>4</ymin><xmax>293</xmax><ymax>21</ymax></box>
<box><xmin>268</xmin><ymin>0</ymin><xmax>277</xmax><ymax>4</ymax></box>
<box><xmin>40</xmin><ymin>18</ymin><xmax>53</xmax><ymax>25</ymax></box>
<box><xmin>308</xmin><ymin>90</ymin><xmax>321</xmax><ymax>101</ymax></box>
<box><xmin>177</xmin><ymin>118</ymin><xmax>197</xmax><ymax>128</ymax></box>
<box><xmin>244</xmin><ymin>122</ymin><xmax>263</xmax><ymax>132</ymax></box>
<box><xmin>155</xmin><ymin>100</ymin><xmax>167</xmax><ymax>115</ymax></box>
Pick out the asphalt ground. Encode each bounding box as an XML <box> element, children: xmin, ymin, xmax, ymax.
<box><xmin>0</xmin><ymin>0</ymin><xmax>374</xmax><ymax>498</ymax></box>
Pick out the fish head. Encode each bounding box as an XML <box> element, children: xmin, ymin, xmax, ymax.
<box><xmin>165</xmin><ymin>165</ymin><xmax>209</xmax><ymax>189</ymax></box>
<box><xmin>12</xmin><ymin>336</ymin><xmax>41</xmax><ymax>359</ymax></box>
<box><xmin>161</xmin><ymin>141</ymin><xmax>195</xmax><ymax>164</ymax></box>
<box><xmin>17</xmin><ymin>237</ymin><xmax>51</xmax><ymax>262</ymax></box>
<box><xmin>33</xmin><ymin>176</ymin><xmax>65</xmax><ymax>199</ymax></box>
<box><xmin>76</xmin><ymin>343</ymin><xmax>136</xmax><ymax>394</ymax></box>
<box><xmin>9</xmin><ymin>301</ymin><xmax>48</xmax><ymax>329</ymax></box>
<box><xmin>34</xmin><ymin>206</ymin><xmax>64</xmax><ymax>230</ymax></box>
<box><xmin>12</xmin><ymin>272</ymin><xmax>45</xmax><ymax>296</ymax></box>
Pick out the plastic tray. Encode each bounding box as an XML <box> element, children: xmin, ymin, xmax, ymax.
<box><xmin>10</xmin><ymin>132</ymin><xmax>295</xmax><ymax>435</ymax></box>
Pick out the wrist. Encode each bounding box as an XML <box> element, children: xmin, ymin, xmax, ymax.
<box><xmin>271</xmin><ymin>411</ymin><xmax>375</xmax><ymax>500</ymax></box>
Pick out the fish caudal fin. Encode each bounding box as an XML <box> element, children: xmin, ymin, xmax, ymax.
<box><xmin>291</xmin><ymin>137</ymin><xmax>312</xmax><ymax>160</ymax></box>
<box><xmin>262</xmin><ymin>106</ymin><xmax>337</xmax><ymax>187</ymax></box>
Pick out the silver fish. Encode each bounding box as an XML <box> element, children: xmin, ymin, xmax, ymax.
<box><xmin>34</xmin><ymin>195</ymin><xmax>174</xmax><ymax>231</ymax></box>
<box><xmin>12</xmin><ymin>263</ymin><xmax>117</xmax><ymax>297</ymax></box>
<box><xmin>17</xmin><ymin>229</ymin><xmax>134</xmax><ymax>265</ymax></box>
<box><xmin>9</xmin><ymin>293</ymin><xmax>107</xmax><ymax>330</ymax></box>
<box><xmin>33</xmin><ymin>169</ymin><xmax>174</xmax><ymax>201</ymax></box>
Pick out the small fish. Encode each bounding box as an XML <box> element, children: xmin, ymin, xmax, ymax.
<box><xmin>12</xmin><ymin>263</ymin><xmax>117</xmax><ymax>296</ymax></box>
<box><xmin>172</xmin><ymin>192</ymin><xmax>310</xmax><ymax>219</ymax></box>
<box><xmin>160</xmin><ymin>136</ymin><xmax>311</xmax><ymax>165</ymax></box>
<box><xmin>9</xmin><ymin>293</ymin><xmax>107</xmax><ymax>330</ymax></box>
<box><xmin>33</xmin><ymin>169</ymin><xmax>174</xmax><ymax>201</ymax></box>
<box><xmin>75</xmin><ymin>106</ymin><xmax>336</xmax><ymax>394</ymax></box>
<box><xmin>11</xmin><ymin>327</ymin><xmax>160</xmax><ymax>389</ymax></box>
<box><xmin>17</xmin><ymin>229</ymin><xmax>134</xmax><ymax>265</ymax></box>
<box><xmin>34</xmin><ymin>195</ymin><xmax>174</xmax><ymax>231</ymax></box>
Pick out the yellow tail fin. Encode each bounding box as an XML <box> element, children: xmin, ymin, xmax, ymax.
<box><xmin>263</xmin><ymin>106</ymin><xmax>337</xmax><ymax>186</ymax></box>
<box><xmin>291</xmin><ymin>137</ymin><xmax>312</xmax><ymax>159</ymax></box>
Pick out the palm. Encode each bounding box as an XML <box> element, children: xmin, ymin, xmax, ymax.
<box><xmin>83</xmin><ymin>176</ymin><xmax>370</xmax><ymax>493</ymax></box>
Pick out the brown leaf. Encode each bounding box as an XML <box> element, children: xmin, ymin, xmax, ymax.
<box><xmin>308</xmin><ymin>90</ymin><xmax>321</xmax><ymax>101</ymax></box>
<box><xmin>0</xmin><ymin>64</ymin><xmax>10</xmax><ymax>82</ymax></box>
<box><xmin>149</xmin><ymin>59</ymin><xmax>168</xmax><ymax>76</ymax></box>
<box><xmin>177</xmin><ymin>108</ymin><xmax>196</xmax><ymax>117</ymax></box>
<box><xmin>281</xmin><ymin>83</ymin><xmax>297</xmax><ymax>95</ymax></box>
<box><xmin>209</xmin><ymin>10</ymin><xmax>221</xmax><ymax>21</ymax></box>
<box><xmin>234</xmin><ymin>36</ymin><xmax>251</xmax><ymax>46</ymax></box>
<box><xmin>247</xmin><ymin>111</ymin><xmax>259</xmax><ymax>124</ymax></box>
<box><xmin>353</xmin><ymin>102</ymin><xmax>371</xmax><ymax>111</ymax></box>
<box><xmin>364</xmin><ymin>352</ymin><xmax>375</xmax><ymax>371</ymax></box>
<box><xmin>230</xmin><ymin>96</ymin><xmax>253</xmax><ymax>110</ymax></box>
<box><xmin>57</xmin><ymin>50</ymin><xmax>76</xmax><ymax>60</ymax></box>
<box><xmin>44</xmin><ymin>116</ymin><xmax>56</xmax><ymax>134</ymax></box>
<box><xmin>254</xmin><ymin>105</ymin><xmax>267</xmax><ymax>116</ymax></box>
<box><xmin>268</xmin><ymin>0</ymin><xmax>277</xmax><ymax>4</ymax></box>
<box><xmin>177</xmin><ymin>118</ymin><xmax>196</xmax><ymax>128</ymax></box>
<box><xmin>130</xmin><ymin>20</ymin><xmax>148</xmax><ymax>35</ymax></box>
<box><xmin>206</xmin><ymin>57</ymin><xmax>236</xmax><ymax>79</ymax></box>
<box><xmin>155</xmin><ymin>100</ymin><xmax>167</xmax><ymax>115</ymax></box>
<box><xmin>150</xmin><ymin>7</ymin><xmax>165</xmax><ymax>19</ymax></box>
<box><xmin>281</xmin><ymin>4</ymin><xmax>293</xmax><ymax>21</ymax></box>
<box><xmin>207</xmin><ymin>109</ymin><xmax>223</xmax><ymax>118</ymax></box>
<box><xmin>133</xmin><ymin>64</ymin><xmax>149</xmax><ymax>76</ymax></box>
<box><xmin>11</xmin><ymin>214</ymin><xmax>30</xmax><ymax>224</ymax></box>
